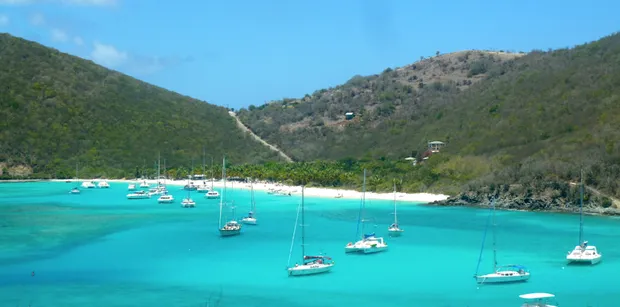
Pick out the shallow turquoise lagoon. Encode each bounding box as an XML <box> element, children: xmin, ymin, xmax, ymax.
<box><xmin>1</xmin><ymin>182</ymin><xmax>619</xmax><ymax>306</ymax></box>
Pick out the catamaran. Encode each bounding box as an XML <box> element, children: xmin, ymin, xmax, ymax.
<box><xmin>344</xmin><ymin>169</ymin><xmax>388</xmax><ymax>254</ymax></box>
<box><xmin>566</xmin><ymin>170</ymin><xmax>602</xmax><ymax>265</ymax></box>
<box><xmin>474</xmin><ymin>198</ymin><xmax>530</xmax><ymax>284</ymax></box>
<box><xmin>97</xmin><ymin>180</ymin><xmax>110</xmax><ymax>188</ymax></box>
<box><xmin>181</xmin><ymin>185</ymin><xmax>196</xmax><ymax>207</ymax></box>
<box><xmin>241</xmin><ymin>181</ymin><xmax>258</xmax><ymax>225</ymax></box>
<box><xmin>287</xmin><ymin>185</ymin><xmax>335</xmax><ymax>276</ymax></box>
<box><xmin>519</xmin><ymin>293</ymin><xmax>558</xmax><ymax>307</ymax></box>
<box><xmin>81</xmin><ymin>180</ymin><xmax>95</xmax><ymax>189</ymax></box>
<box><xmin>218</xmin><ymin>156</ymin><xmax>241</xmax><ymax>236</ymax></box>
<box><xmin>387</xmin><ymin>181</ymin><xmax>404</xmax><ymax>236</ymax></box>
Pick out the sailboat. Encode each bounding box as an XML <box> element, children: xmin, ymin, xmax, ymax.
<box><xmin>148</xmin><ymin>153</ymin><xmax>166</xmax><ymax>196</ymax></box>
<box><xmin>241</xmin><ymin>181</ymin><xmax>257</xmax><ymax>225</ymax></box>
<box><xmin>70</xmin><ymin>162</ymin><xmax>80</xmax><ymax>194</ymax></box>
<box><xmin>287</xmin><ymin>185</ymin><xmax>335</xmax><ymax>276</ymax></box>
<box><xmin>205</xmin><ymin>157</ymin><xmax>221</xmax><ymax>199</ymax></box>
<box><xmin>344</xmin><ymin>169</ymin><xmax>388</xmax><ymax>254</ymax></box>
<box><xmin>387</xmin><ymin>181</ymin><xmax>404</xmax><ymax>236</ymax></box>
<box><xmin>197</xmin><ymin>147</ymin><xmax>211</xmax><ymax>193</ymax></box>
<box><xmin>219</xmin><ymin>156</ymin><xmax>241</xmax><ymax>236</ymax></box>
<box><xmin>184</xmin><ymin>159</ymin><xmax>198</xmax><ymax>191</ymax></box>
<box><xmin>566</xmin><ymin>170</ymin><xmax>602</xmax><ymax>265</ymax></box>
<box><xmin>181</xmin><ymin>161</ymin><xmax>196</xmax><ymax>208</ymax></box>
<box><xmin>474</xmin><ymin>198</ymin><xmax>530</xmax><ymax>284</ymax></box>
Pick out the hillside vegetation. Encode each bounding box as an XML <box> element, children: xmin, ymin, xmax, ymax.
<box><xmin>238</xmin><ymin>32</ymin><xmax>620</xmax><ymax>211</ymax></box>
<box><xmin>0</xmin><ymin>34</ymin><xmax>278</xmax><ymax>178</ymax></box>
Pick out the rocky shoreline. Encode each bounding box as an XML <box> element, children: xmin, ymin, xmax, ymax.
<box><xmin>429</xmin><ymin>190</ymin><xmax>620</xmax><ymax>216</ymax></box>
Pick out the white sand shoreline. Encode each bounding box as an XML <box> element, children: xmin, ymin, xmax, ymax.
<box><xmin>51</xmin><ymin>178</ymin><xmax>449</xmax><ymax>204</ymax></box>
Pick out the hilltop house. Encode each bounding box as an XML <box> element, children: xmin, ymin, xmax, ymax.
<box><xmin>345</xmin><ymin>112</ymin><xmax>355</xmax><ymax>120</ymax></box>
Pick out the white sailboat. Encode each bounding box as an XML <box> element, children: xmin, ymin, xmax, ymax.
<box><xmin>241</xmin><ymin>181</ymin><xmax>257</xmax><ymax>225</ymax></box>
<box><xmin>205</xmin><ymin>157</ymin><xmax>220</xmax><ymax>199</ymax></box>
<box><xmin>158</xmin><ymin>193</ymin><xmax>174</xmax><ymax>204</ymax></box>
<box><xmin>344</xmin><ymin>169</ymin><xmax>388</xmax><ymax>254</ymax></box>
<box><xmin>519</xmin><ymin>293</ymin><xmax>558</xmax><ymax>307</ymax></box>
<box><xmin>287</xmin><ymin>185</ymin><xmax>335</xmax><ymax>276</ymax></box>
<box><xmin>81</xmin><ymin>180</ymin><xmax>95</xmax><ymax>189</ymax></box>
<box><xmin>69</xmin><ymin>162</ymin><xmax>80</xmax><ymax>194</ymax></box>
<box><xmin>219</xmin><ymin>156</ymin><xmax>241</xmax><ymax>236</ymax></box>
<box><xmin>97</xmin><ymin>180</ymin><xmax>110</xmax><ymax>188</ymax></box>
<box><xmin>197</xmin><ymin>147</ymin><xmax>211</xmax><ymax>193</ymax></box>
<box><xmin>566</xmin><ymin>170</ymin><xmax>602</xmax><ymax>265</ymax></box>
<box><xmin>181</xmin><ymin>160</ymin><xmax>196</xmax><ymax>208</ymax></box>
<box><xmin>387</xmin><ymin>181</ymin><xmax>404</xmax><ymax>236</ymax></box>
<box><xmin>474</xmin><ymin>198</ymin><xmax>530</xmax><ymax>284</ymax></box>
<box><xmin>149</xmin><ymin>153</ymin><xmax>167</xmax><ymax>196</ymax></box>
<box><xmin>128</xmin><ymin>182</ymin><xmax>137</xmax><ymax>191</ymax></box>
<box><xmin>127</xmin><ymin>190</ymin><xmax>151</xmax><ymax>199</ymax></box>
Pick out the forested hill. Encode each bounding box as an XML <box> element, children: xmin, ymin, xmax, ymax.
<box><xmin>238</xmin><ymin>32</ymin><xmax>620</xmax><ymax>208</ymax></box>
<box><xmin>0</xmin><ymin>34</ymin><xmax>279</xmax><ymax>178</ymax></box>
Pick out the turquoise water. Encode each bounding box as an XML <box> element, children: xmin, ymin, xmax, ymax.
<box><xmin>0</xmin><ymin>182</ymin><xmax>619</xmax><ymax>306</ymax></box>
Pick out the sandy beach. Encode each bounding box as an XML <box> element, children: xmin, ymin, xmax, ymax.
<box><xmin>56</xmin><ymin>178</ymin><xmax>449</xmax><ymax>203</ymax></box>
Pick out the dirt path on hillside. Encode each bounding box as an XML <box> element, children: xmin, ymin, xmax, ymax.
<box><xmin>569</xmin><ymin>182</ymin><xmax>620</xmax><ymax>208</ymax></box>
<box><xmin>228</xmin><ymin>111</ymin><xmax>294</xmax><ymax>162</ymax></box>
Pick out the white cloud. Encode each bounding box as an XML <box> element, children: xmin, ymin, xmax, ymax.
<box><xmin>73</xmin><ymin>36</ymin><xmax>84</xmax><ymax>46</ymax></box>
<box><xmin>51</xmin><ymin>28</ymin><xmax>68</xmax><ymax>42</ymax></box>
<box><xmin>91</xmin><ymin>41</ymin><xmax>128</xmax><ymax>67</ymax></box>
<box><xmin>0</xmin><ymin>14</ymin><xmax>9</xmax><ymax>26</ymax></box>
<box><xmin>29</xmin><ymin>12</ymin><xmax>45</xmax><ymax>26</ymax></box>
<box><xmin>0</xmin><ymin>0</ymin><xmax>117</xmax><ymax>5</ymax></box>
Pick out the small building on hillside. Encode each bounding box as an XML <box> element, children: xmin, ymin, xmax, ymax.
<box><xmin>192</xmin><ymin>174</ymin><xmax>206</xmax><ymax>180</ymax></box>
<box><xmin>428</xmin><ymin>141</ymin><xmax>446</xmax><ymax>153</ymax></box>
<box><xmin>345</xmin><ymin>112</ymin><xmax>355</xmax><ymax>120</ymax></box>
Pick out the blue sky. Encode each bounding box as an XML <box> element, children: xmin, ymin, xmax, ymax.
<box><xmin>0</xmin><ymin>0</ymin><xmax>619</xmax><ymax>109</ymax></box>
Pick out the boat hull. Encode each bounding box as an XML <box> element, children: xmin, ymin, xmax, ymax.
<box><xmin>219</xmin><ymin>229</ymin><xmax>241</xmax><ymax>236</ymax></box>
<box><xmin>241</xmin><ymin>217</ymin><xmax>257</xmax><ymax>225</ymax></box>
<box><xmin>288</xmin><ymin>263</ymin><xmax>334</xmax><ymax>276</ymax></box>
<box><xmin>476</xmin><ymin>271</ymin><xmax>530</xmax><ymax>284</ymax></box>
<box><xmin>158</xmin><ymin>200</ymin><xmax>174</xmax><ymax>204</ymax></box>
<box><xmin>567</xmin><ymin>254</ymin><xmax>602</xmax><ymax>265</ymax></box>
<box><xmin>388</xmin><ymin>228</ymin><xmax>404</xmax><ymax>236</ymax></box>
<box><xmin>362</xmin><ymin>245</ymin><xmax>388</xmax><ymax>254</ymax></box>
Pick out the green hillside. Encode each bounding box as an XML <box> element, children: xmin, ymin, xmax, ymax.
<box><xmin>238</xmin><ymin>32</ymin><xmax>620</xmax><ymax>208</ymax></box>
<box><xmin>0</xmin><ymin>34</ymin><xmax>279</xmax><ymax>178</ymax></box>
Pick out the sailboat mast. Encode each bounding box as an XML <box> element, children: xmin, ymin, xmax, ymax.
<box><xmin>393</xmin><ymin>181</ymin><xmax>398</xmax><ymax>224</ymax></box>
<box><xmin>163</xmin><ymin>159</ymin><xmax>166</xmax><ymax>187</ymax></box>
<box><xmin>251</xmin><ymin>181</ymin><xmax>255</xmax><ymax>212</ymax></box>
<box><xmin>579</xmin><ymin>169</ymin><xmax>584</xmax><ymax>245</ymax></box>
<box><xmin>361</xmin><ymin>169</ymin><xmax>367</xmax><ymax>236</ymax></box>
<box><xmin>211</xmin><ymin>157</ymin><xmax>214</xmax><ymax>189</ymax></box>
<box><xmin>218</xmin><ymin>156</ymin><xmax>225</xmax><ymax>229</ymax></box>
<box><xmin>301</xmin><ymin>185</ymin><xmax>306</xmax><ymax>260</ymax></box>
<box><xmin>203</xmin><ymin>147</ymin><xmax>206</xmax><ymax>180</ymax></box>
<box><xmin>157</xmin><ymin>152</ymin><xmax>161</xmax><ymax>187</ymax></box>
<box><xmin>491</xmin><ymin>199</ymin><xmax>498</xmax><ymax>271</ymax></box>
